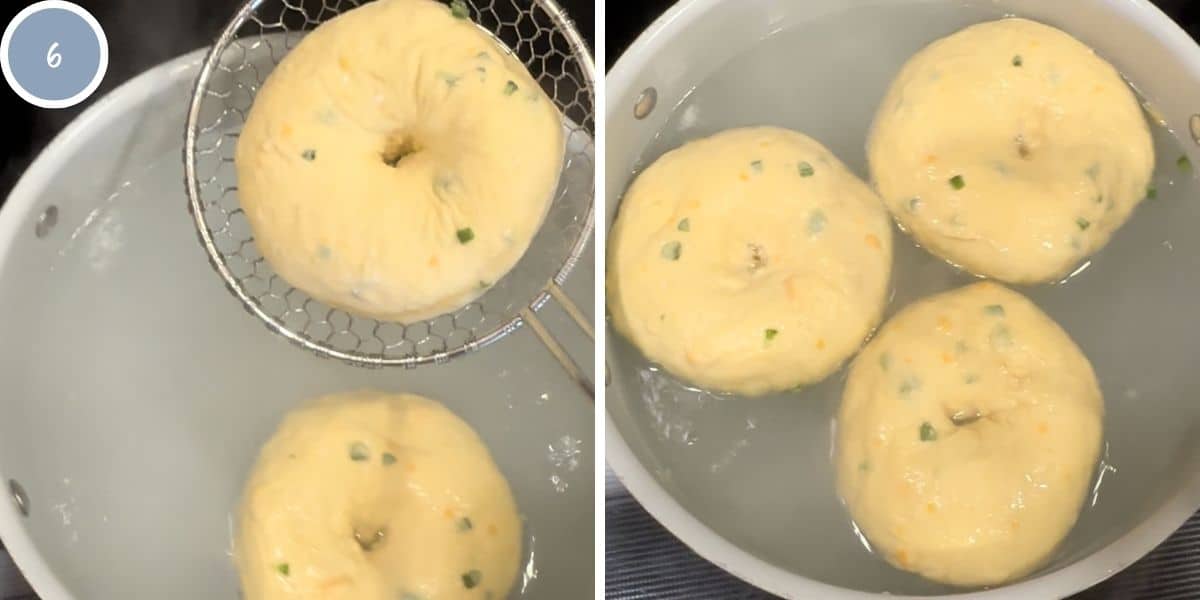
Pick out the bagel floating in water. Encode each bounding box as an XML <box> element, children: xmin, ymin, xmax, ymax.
<box><xmin>236</xmin><ymin>0</ymin><xmax>564</xmax><ymax>322</ymax></box>
<box><xmin>836</xmin><ymin>282</ymin><xmax>1103</xmax><ymax>586</ymax></box>
<box><xmin>868</xmin><ymin>18</ymin><xmax>1154</xmax><ymax>284</ymax></box>
<box><xmin>234</xmin><ymin>391</ymin><xmax>521</xmax><ymax>600</ymax></box>
<box><xmin>607</xmin><ymin>127</ymin><xmax>892</xmax><ymax>396</ymax></box>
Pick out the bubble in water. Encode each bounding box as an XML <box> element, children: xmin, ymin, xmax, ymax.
<box><xmin>548</xmin><ymin>435</ymin><xmax>583</xmax><ymax>493</ymax></box>
<box><xmin>638</xmin><ymin>366</ymin><xmax>712</xmax><ymax>446</ymax></box>
<box><xmin>548</xmin><ymin>434</ymin><xmax>582</xmax><ymax>471</ymax></box>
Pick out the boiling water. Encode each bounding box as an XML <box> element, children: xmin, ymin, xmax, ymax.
<box><xmin>611</xmin><ymin>2</ymin><xmax>1200</xmax><ymax>595</ymax></box>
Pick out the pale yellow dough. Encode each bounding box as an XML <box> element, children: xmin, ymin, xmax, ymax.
<box><xmin>836</xmin><ymin>282</ymin><xmax>1103</xmax><ymax>587</ymax></box>
<box><xmin>235</xmin><ymin>391</ymin><xmax>521</xmax><ymax>600</ymax></box>
<box><xmin>607</xmin><ymin>127</ymin><xmax>892</xmax><ymax>396</ymax></box>
<box><xmin>236</xmin><ymin>0</ymin><xmax>563</xmax><ymax>322</ymax></box>
<box><xmin>868</xmin><ymin>18</ymin><xmax>1154</xmax><ymax>284</ymax></box>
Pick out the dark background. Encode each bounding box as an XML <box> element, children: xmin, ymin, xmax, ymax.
<box><xmin>0</xmin><ymin>2</ymin><xmax>592</xmax><ymax>598</ymax></box>
<box><xmin>602</xmin><ymin>2</ymin><xmax>1200</xmax><ymax>600</ymax></box>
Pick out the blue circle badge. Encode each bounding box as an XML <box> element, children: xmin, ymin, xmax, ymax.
<box><xmin>1</xmin><ymin>1</ymin><xmax>107</xmax><ymax>109</ymax></box>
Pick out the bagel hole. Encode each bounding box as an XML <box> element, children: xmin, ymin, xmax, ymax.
<box><xmin>948</xmin><ymin>407</ymin><xmax>983</xmax><ymax>426</ymax></box>
<box><xmin>382</xmin><ymin>137</ymin><xmax>421</xmax><ymax>167</ymax></box>
<box><xmin>1015</xmin><ymin>135</ymin><xmax>1032</xmax><ymax>160</ymax></box>
<box><xmin>747</xmin><ymin>243</ymin><xmax>767</xmax><ymax>272</ymax></box>
<box><xmin>354</xmin><ymin>526</ymin><xmax>387</xmax><ymax>552</ymax></box>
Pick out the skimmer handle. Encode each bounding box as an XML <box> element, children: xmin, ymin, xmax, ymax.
<box><xmin>521</xmin><ymin>281</ymin><xmax>594</xmax><ymax>399</ymax></box>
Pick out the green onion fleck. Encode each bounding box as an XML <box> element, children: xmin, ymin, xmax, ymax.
<box><xmin>276</xmin><ymin>563</ymin><xmax>290</xmax><ymax>576</ymax></box>
<box><xmin>765</xmin><ymin>328</ymin><xmax>779</xmax><ymax>342</ymax></box>
<box><xmin>438</xmin><ymin>71</ymin><xmax>461</xmax><ymax>87</ymax></box>
<box><xmin>1076</xmin><ymin>217</ymin><xmax>1091</xmax><ymax>231</ymax></box>
<box><xmin>450</xmin><ymin>0</ymin><xmax>469</xmax><ymax>19</ymax></box>
<box><xmin>990</xmin><ymin>324</ymin><xmax>1013</xmax><ymax>349</ymax></box>
<box><xmin>382</xmin><ymin>452</ymin><xmax>397</xmax><ymax>466</ymax></box>
<box><xmin>661</xmin><ymin>241</ymin><xmax>682</xmax><ymax>260</ymax></box>
<box><xmin>984</xmin><ymin>304</ymin><xmax>1005</xmax><ymax>316</ymax></box>
<box><xmin>458</xmin><ymin>517</ymin><xmax>474</xmax><ymax>532</ymax></box>
<box><xmin>955</xmin><ymin>340</ymin><xmax>969</xmax><ymax>355</ymax></box>
<box><xmin>462</xmin><ymin>570</ymin><xmax>483</xmax><ymax>589</ymax></box>
<box><xmin>349</xmin><ymin>442</ymin><xmax>369</xmax><ymax>462</ymax></box>
<box><xmin>920</xmin><ymin>422</ymin><xmax>938</xmax><ymax>442</ymax></box>
<box><xmin>1085</xmin><ymin>163</ymin><xmax>1100</xmax><ymax>180</ymax></box>
<box><xmin>1147</xmin><ymin>183</ymin><xmax>1158</xmax><ymax>199</ymax></box>
<box><xmin>457</xmin><ymin>228</ymin><xmax>475</xmax><ymax>244</ymax></box>
<box><xmin>1012</xmin><ymin>55</ymin><xmax>1023</xmax><ymax>67</ymax></box>
<box><xmin>798</xmin><ymin>161</ymin><xmax>815</xmax><ymax>177</ymax></box>
<box><xmin>964</xmin><ymin>373</ymin><xmax>979</xmax><ymax>384</ymax></box>
<box><xmin>677</xmin><ymin>218</ymin><xmax>690</xmax><ymax>232</ymax></box>
<box><xmin>1179</xmin><ymin>155</ymin><xmax>1193</xmax><ymax>173</ymax></box>
<box><xmin>949</xmin><ymin>175</ymin><xmax>965</xmax><ymax>190</ymax></box>
<box><xmin>750</xmin><ymin>160</ymin><xmax>764</xmax><ymax>173</ymax></box>
<box><xmin>899</xmin><ymin>377</ymin><xmax>921</xmax><ymax>396</ymax></box>
<box><xmin>808</xmin><ymin>210</ymin><xmax>827</xmax><ymax>234</ymax></box>
<box><xmin>858</xmin><ymin>461</ymin><xmax>870</xmax><ymax>472</ymax></box>
<box><xmin>879</xmin><ymin>352</ymin><xmax>891</xmax><ymax>371</ymax></box>
<box><xmin>301</xmin><ymin>149</ymin><xmax>316</xmax><ymax>161</ymax></box>
<box><xmin>503</xmin><ymin>80</ymin><xmax>519</xmax><ymax>96</ymax></box>
<box><xmin>478</xmin><ymin>280</ymin><xmax>490</xmax><ymax>289</ymax></box>
<box><xmin>908</xmin><ymin>198</ymin><xmax>922</xmax><ymax>213</ymax></box>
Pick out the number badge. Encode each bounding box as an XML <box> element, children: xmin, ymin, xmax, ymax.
<box><xmin>1</xmin><ymin>0</ymin><xmax>107</xmax><ymax>109</ymax></box>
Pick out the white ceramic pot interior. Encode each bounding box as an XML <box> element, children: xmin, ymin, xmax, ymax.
<box><xmin>606</xmin><ymin>0</ymin><xmax>1200</xmax><ymax>598</ymax></box>
<box><xmin>0</xmin><ymin>50</ymin><xmax>595</xmax><ymax>599</ymax></box>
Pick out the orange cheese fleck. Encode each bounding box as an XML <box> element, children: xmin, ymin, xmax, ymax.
<box><xmin>936</xmin><ymin>315</ymin><xmax>952</xmax><ymax>333</ymax></box>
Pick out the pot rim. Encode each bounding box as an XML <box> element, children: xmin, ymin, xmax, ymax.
<box><xmin>604</xmin><ymin>0</ymin><xmax>1200</xmax><ymax>597</ymax></box>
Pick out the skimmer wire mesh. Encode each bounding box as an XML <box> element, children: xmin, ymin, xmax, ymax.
<box><xmin>184</xmin><ymin>0</ymin><xmax>595</xmax><ymax>367</ymax></box>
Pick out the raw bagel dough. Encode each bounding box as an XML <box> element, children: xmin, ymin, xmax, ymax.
<box><xmin>868</xmin><ymin>18</ymin><xmax>1154</xmax><ymax>284</ymax></box>
<box><xmin>607</xmin><ymin>127</ymin><xmax>893</xmax><ymax>396</ymax></box>
<box><xmin>235</xmin><ymin>391</ymin><xmax>521</xmax><ymax>600</ymax></box>
<box><xmin>836</xmin><ymin>282</ymin><xmax>1103</xmax><ymax>586</ymax></box>
<box><xmin>236</xmin><ymin>0</ymin><xmax>564</xmax><ymax>322</ymax></box>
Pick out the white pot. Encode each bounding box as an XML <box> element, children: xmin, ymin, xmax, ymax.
<box><xmin>0</xmin><ymin>49</ymin><xmax>595</xmax><ymax>599</ymax></box>
<box><xmin>605</xmin><ymin>1</ymin><xmax>1200</xmax><ymax>598</ymax></box>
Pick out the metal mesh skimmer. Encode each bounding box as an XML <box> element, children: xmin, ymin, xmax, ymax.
<box><xmin>183</xmin><ymin>0</ymin><xmax>595</xmax><ymax>395</ymax></box>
